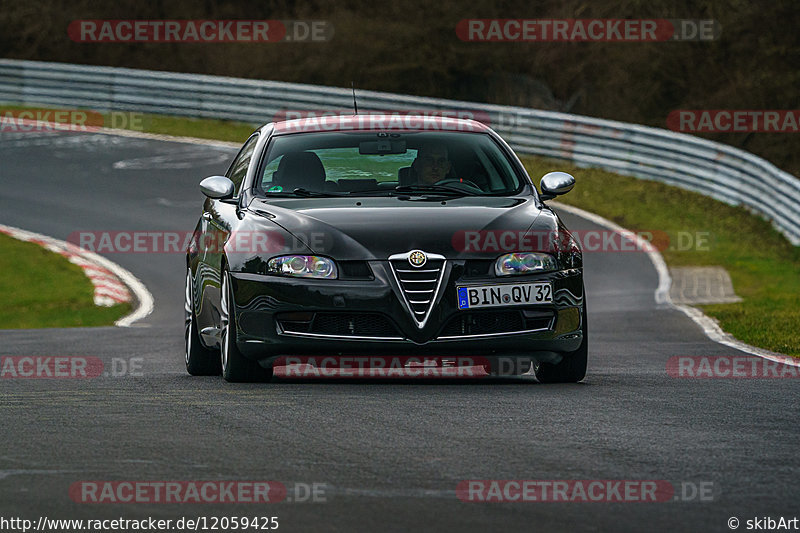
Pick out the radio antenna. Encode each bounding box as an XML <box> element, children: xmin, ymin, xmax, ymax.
<box><xmin>351</xmin><ymin>81</ymin><xmax>359</xmax><ymax>115</ymax></box>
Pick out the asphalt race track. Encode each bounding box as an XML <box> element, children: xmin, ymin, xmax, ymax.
<box><xmin>1</xmin><ymin>130</ymin><xmax>798</xmax><ymax>532</ymax></box>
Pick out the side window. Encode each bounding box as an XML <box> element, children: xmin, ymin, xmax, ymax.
<box><xmin>226</xmin><ymin>134</ymin><xmax>259</xmax><ymax>196</ymax></box>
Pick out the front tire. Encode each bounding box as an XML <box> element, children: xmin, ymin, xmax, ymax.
<box><xmin>185</xmin><ymin>269</ymin><xmax>221</xmax><ymax>376</ymax></box>
<box><xmin>535</xmin><ymin>302</ymin><xmax>588</xmax><ymax>384</ymax></box>
<box><xmin>220</xmin><ymin>270</ymin><xmax>273</xmax><ymax>383</ymax></box>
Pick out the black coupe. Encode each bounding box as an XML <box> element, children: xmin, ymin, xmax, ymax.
<box><xmin>184</xmin><ymin>115</ymin><xmax>586</xmax><ymax>382</ymax></box>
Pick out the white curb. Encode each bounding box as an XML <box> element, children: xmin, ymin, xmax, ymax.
<box><xmin>0</xmin><ymin>223</ymin><xmax>154</xmax><ymax>327</ymax></box>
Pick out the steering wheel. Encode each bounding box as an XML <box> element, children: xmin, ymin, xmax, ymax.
<box><xmin>435</xmin><ymin>177</ymin><xmax>482</xmax><ymax>191</ymax></box>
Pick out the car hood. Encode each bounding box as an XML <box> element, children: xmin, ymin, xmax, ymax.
<box><xmin>246</xmin><ymin>196</ymin><xmax>553</xmax><ymax>260</ymax></box>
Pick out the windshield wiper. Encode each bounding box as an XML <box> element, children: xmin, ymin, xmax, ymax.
<box><xmin>292</xmin><ymin>187</ymin><xmax>343</xmax><ymax>197</ymax></box>
<box><xmin>343</xmin><ymin>188</ymin><xmax>400</xmax><ymax>196</ymax></box>
<box><xmin>394</xmin><ymin>184</ymin><xmax>478</xmax><ymax>196</ymax></box>
<box><xmin>265</xmin><ymin>188</ymin><xmax>347</xmax><ymax>197</ymax></box>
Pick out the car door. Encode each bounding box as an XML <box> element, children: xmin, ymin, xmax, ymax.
<box><xmin>196</xmin><ymin>133</ymin><xmax>260</xmax><ymax>342</ymax></box>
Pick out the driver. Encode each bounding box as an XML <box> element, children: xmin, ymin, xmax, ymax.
<box><xmin>412</xmin><ymin>142</ymin><xmax>452</xmax><ymax>185</ymax></box>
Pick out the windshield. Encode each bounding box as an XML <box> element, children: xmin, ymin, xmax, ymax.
<box><xmin>255</xmin><ymin>131</ymin><xmax>526</xmax><ymax>197</ymax></box>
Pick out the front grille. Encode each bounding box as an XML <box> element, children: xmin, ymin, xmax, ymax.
<box><xmin>389</xmin><ymin>257</ymin><xmax>445</xmax><ymax>326</ymax></box>
<box><xmin>312</xmin><ymin>313</ymin><xmax>399</xmax><ymax>336</ymax></box>
<box><xmin>277</xmin><ymin>312</ymin><xmax>401</xmax><ymax>338</ymax></box>
<box><xmin>438</xmin><ymin>309</ymin><xmax>554</xmax><ymax>337</ymax></box>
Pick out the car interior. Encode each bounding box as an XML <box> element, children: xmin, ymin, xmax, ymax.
<box><xmin>260</xmin><ymin>134</ymin><xmax>517</xmax><ymax>195</ymax></box>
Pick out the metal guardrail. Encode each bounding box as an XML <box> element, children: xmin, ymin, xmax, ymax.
<box><xmin>1</xmin><ymin>59</ymin><xmax>798</xmax><ymax>245</ymax></box>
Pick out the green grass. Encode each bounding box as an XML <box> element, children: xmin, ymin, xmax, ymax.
<box><xmin>134</xmin><ymin>114</ymin><xmax>255</xmax><ymax>142</ymax></box>
<box><xmin>0</xmin><ymin>233</ymin><xmax>130</xmax><ymax>328</ymax></box>
<box><xmin>522</xmin><ymin>157</ymin><xmax>800</xmax><ymax>357</ymax></box>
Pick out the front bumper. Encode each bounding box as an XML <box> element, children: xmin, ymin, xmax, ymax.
<box><xmin>229</xmin><ymin>260</ymin><xmax>584</xmax><ymax>364</ymax></box>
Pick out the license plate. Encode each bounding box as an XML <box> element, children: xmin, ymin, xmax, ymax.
<box><xmin>457</xmin><ymin>282</ymin><xmax>552</xmax><ymax>309</ymax></box>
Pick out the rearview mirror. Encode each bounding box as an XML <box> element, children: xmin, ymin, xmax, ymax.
<box><xmin>200</xmin><ymin>176</ymin><xmax>235</xmax><ymax>199</ymax></box>
<box><xmin>359</xmin><ymin>140</ymin><xmax>407</xmax><ymax>155</ymax></box>
<box><xmin>539</xmin><ymin>172</ymin><xmax>575</xmax><ymax>200</ymax></box>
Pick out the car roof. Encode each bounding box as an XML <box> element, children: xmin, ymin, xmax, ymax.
<box><xmin>267</xmin><ymin>113</ymin><xmax>493</xmax><ymax>136</ymax></box>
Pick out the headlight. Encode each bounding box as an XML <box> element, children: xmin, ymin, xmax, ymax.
<box><xmin>267</xmin><ymin>255</ymin><xmax>338</xmax><ymax>279</ymax></box>
<box><xmin>495</xmin><ymin>253</ymin><xmax>558</xmax><ymax>276</ymax></box>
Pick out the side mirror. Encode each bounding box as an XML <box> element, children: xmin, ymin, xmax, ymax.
<box><xmin>539</xmin><ymin>172</ymin><xmax>575</xmax><ymax>200</ymax></box>
<box><xmin>199</xmin><ymin>176</ymin><xmax>235</xmax><ymax>199</ymax></box>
